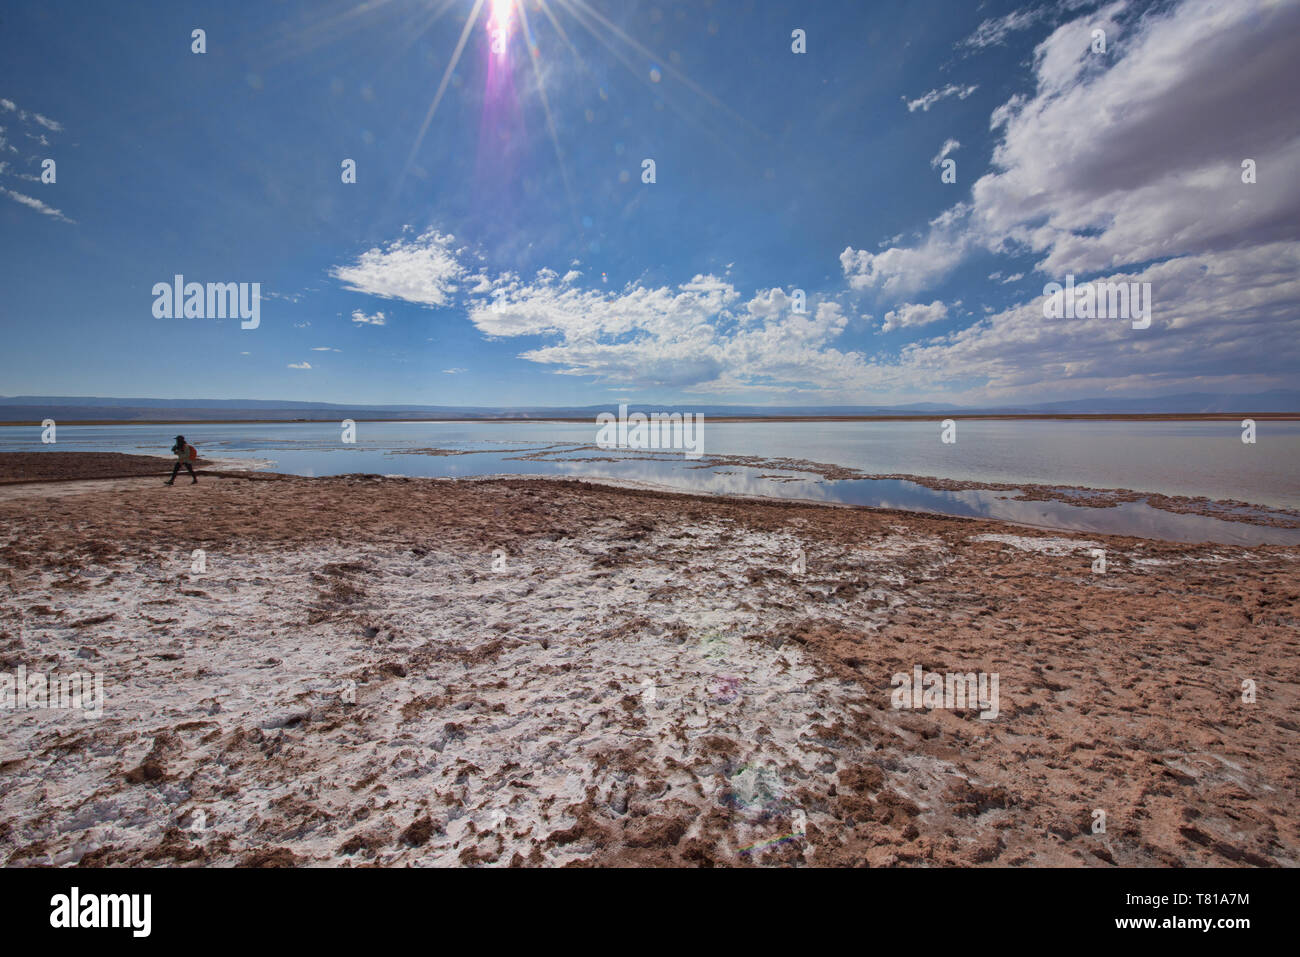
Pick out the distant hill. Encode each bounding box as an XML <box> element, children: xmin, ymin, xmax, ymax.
<box><xmin>1</xmin><ymin>390</ymin><xmax>1296</xmax><ymax>422</ymax></box>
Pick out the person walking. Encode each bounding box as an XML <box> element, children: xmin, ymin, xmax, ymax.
<box><xmin>166</xmin><ymin>434</ymin><xmax>198</xmax><ymax>485</ymax></box>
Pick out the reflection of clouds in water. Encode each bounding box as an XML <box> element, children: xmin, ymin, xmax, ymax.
<box><xmin>933</xmin><ymin>488</ymin><xmax>1297</xmax><ymax>546</ymax></box>
<box><xmin>3</xmin><ymin>421</ymin><xmax>1296</xmax><ymax>545</ymax></box>
<box><xmin>538</xmin><ymin>456</ymin><xmax>1299</xmax><ymax>546</ymax></box>
<box><xmin>2</xmin><ymin>419</ymin><xmax>1298</xmax><ymax>511</ymax></box>
<box><xmin>542</xmin><ymin>456</ymin><xmax>835</xmax><ymax>501</ymax></box>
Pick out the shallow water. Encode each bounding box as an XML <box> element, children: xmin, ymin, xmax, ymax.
<box><xmin>3</xmin><ymin>419</ymin><xmax>1297</xmax><ymax>545</ymax></box>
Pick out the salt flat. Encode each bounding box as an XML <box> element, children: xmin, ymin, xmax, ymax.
<box><xmin>1</xmin><ymin>466</ymin><xmax>1296</xmax><ymax>866</ymax></box>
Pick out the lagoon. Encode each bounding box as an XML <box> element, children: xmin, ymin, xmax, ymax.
<box><xmin>3</xmin><ymin>418</ymin><xmax>1297</xmax><ymax>545</ymax></box>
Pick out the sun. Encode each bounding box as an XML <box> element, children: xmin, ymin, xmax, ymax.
<box><xmin>389</xmin><ymin>0</ymin><xmax>755</xmax><ymax>216</ymax></box>
<box><xmin>488</xmin><ymin>0</ymin><xmax>515</xmax><ymax>55</ymax></box>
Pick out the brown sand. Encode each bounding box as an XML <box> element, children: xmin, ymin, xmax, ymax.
<box><xmin>0</xmin><ymin>452</ymin><xmax>211</xmax><ymax>485</ymax></box>
<box><xmin>0</xmin><ymin>456</ymin><xmax>1296</xmax><ymax>867</ymax></box>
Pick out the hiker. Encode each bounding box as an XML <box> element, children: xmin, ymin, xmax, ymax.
<box><xmin>166</xmin><ymin>434</ymin><xmax>198</xmax><ymax>485</ymax></box>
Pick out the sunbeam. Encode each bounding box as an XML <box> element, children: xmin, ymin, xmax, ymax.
<box><xmin>517</xmin><ymin>0</ymin><xmax>579</xmax><ymax>223</ymax></box>
<box><xmin>396</xmin><ymin>0</ymin><xmax>487</xmax><ymax>198</ymax></box>
<box><xmin>558</xmin><ymin>0</ymin><xmax>766</xmax><ymax>140</ymax></box>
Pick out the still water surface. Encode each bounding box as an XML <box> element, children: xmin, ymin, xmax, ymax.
<box><xmin>3</xmin><ymin>419</ymin><xmax>1297</xmax><ymax>545</ymax></box>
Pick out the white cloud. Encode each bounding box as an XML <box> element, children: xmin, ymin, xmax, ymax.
<box><xmin>744</xmin><ymin>287</ymin><xmax>793</xmax><ymax>320</ymax></box>
<box><xmin>849</xmin><ymin>0</ymin><xmax>1300</xmax><ymax>295</ymax></box>
<box><xmin>970</xmin><ymin>0</ymin><xmax>1300</xmax><ymax>278</ymax></box>
<box><xmin>882</xmin><ymin>243</ymin><xmax>1300</xmax><ymax>401</ymax></box>
<box><xmin>331</xmin><ymin>229</ymin><xmax>465</xmax><ymax>307</ymax></box>
<box><xmin>442</xmin><ymin>367</ymin><xmax>467</xmax><ymax>374</ymax></box>
<box><xmin>960</xmin><ymin>7</ymin><xmax>1045</xmax><ymax>50</ymax></box>
<box><xmin>930</xmin><ymin>138</ymin><xmax>961</xmax><ymax>169</ymax></box>
<box><xmin>0</xmin><ymin>187</ymin><xmax>74</xmax><ymax>223</ymax></box>
<box><xmin>310</xmin><ymin>346</ymin><xmax>341</xmax><ymax>352</ymax></box>
<box><xmin>880</xmin><ymin>300</ymin><xmax>949</xmax><ymax>333</ymax></box>
<box><xmin>456</xmin><ymin>266</ymin><xmax>869</xmax><ymax>394</ymax></box>
<box><xmin>335</xmin><ymin>0</ymin><xmax>1300</xmax><ymax>410</ymax></box>
<box><xmin>841</xmin><ymin>204</ymin><xmax>975</xmax><ymax>296</ymax></box>
<box><xmin>0</xmin><ymin>101</ymin><xmax>70</xmax><ymax>223</ymax></box>
<box><xmin>0</xmin><ymin>98</ymin><xmax>62</xmax><ymax>131</ymax></box>
<box><xmin>902</xmin><ymin>83</ymin><xmax>978</xmax><ymax>113</ymax></box>
<box><xmin>287</xmin><ymin>361</ymin><xmax>312</xmax><ymax>370</ymax></box>
<box><xmin>351</xmin><ymin>310</ymin><xmax>386</xmax><ymax>325</ymax></box>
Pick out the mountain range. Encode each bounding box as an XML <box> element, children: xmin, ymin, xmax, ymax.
<box><xmin>1</xmin><ymin>391</ymin><xmax>1297</xmax><ymax>422</ymax></box>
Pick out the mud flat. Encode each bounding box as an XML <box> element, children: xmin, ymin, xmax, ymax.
<box><xmin>0</xmin><ymin>457</ymin><xmax>1296</xmax><ymax>867</ymax></box>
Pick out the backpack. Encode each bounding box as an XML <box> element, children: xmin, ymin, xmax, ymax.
<box><xmin>186</xmin><ymin>444</ymin><xmax>197</xmax><ymax>462</ymax></box>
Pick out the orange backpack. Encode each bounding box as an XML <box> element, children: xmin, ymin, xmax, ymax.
<box><xmin>186</xmin><ymin>444</ymin><xmax>197</xmax><ymax>462</ymax></box>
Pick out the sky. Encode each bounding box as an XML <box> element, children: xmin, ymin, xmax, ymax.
<box><xmin>0</xmin><ymin>0</ymin><xmax>1297</xmax><ymax>408</ymax></box>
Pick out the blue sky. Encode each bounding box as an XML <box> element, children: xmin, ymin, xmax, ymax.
<box><xmin>1</xmin><ymin>0</ymin><xmax>1297</xmax><ymax>407</ymax></box>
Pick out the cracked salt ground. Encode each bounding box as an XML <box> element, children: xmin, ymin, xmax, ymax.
<box><xmin>2</xmin><ymin>529</ymin><xmax>908</xmax><ymax>866</ymax></box>
<box><xmin>3</xmin><ymin>474</ymin><xmax>1297</xmax><ymax>866</ymax></box>
<box><xmin>970</xmin><ymin>533</ymin><xmax>1104</xmax><ymax>556</ymax></box>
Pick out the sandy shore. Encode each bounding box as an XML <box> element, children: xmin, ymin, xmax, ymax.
<box><xmin>0</xmin><ymin>457</ymin><xmax>1296</xmax><ymax>867</ymax></box>
<box><xmin>0</xmin><ymin>452</ymin><xmax>215</xmax><ymax>485</ymax></box>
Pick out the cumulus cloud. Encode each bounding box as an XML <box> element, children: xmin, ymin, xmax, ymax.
<box><xmin>830</xmin><ymin>0</ymin><xmax>1300</xmax><ymax>399</ymax></box>
<box><xmin>744</xmin><ymin>287</ymin><xmax>795</xmax><ymax>320</ymax></box>
<box><xmin>847</xmin><ymin>0</ymin><xmax>1300</xmax><ymax>292</ymax></box>
<box><xmin>455</xmin><ymin>266</ymin><xmax>868</xmax><ymax>394</ymax></box>
<box><xmin>331</xmin><ymin>230</ymin><xmax>465</xmax><ymax>307</ymax></box>
<box><xmin>881</xmin><ymin>300</ymin><xmax>949</xmax><ymax>333</ymax></box>
<box><xmin>973</xmin><ymin>0</ymin><xmax>1300</xmax><ymax>278</ymax></box>
<box><xmin>287</xmin><ymin>361</ymin><xmax>312</xmax><ymax>370</ymax></box>
<box><xmin>886</xmin><ymin>243</ymin><xmax>1300</xmax><ymax>400</ymax></box>
<box><xmin>333</xmin><ymin>224</ymin><xmax>1299</xmax><ymax>402</ymax></box>
<box><xmin>330</xmin><ymin>0</ymin><xmax>1298</xmax><ymax>407</ymax></box>
<box><xmin>841</xmin><ymin>204</ymin><xmax>975</xmax><ymax>297</ymax></box>
<box><xmin>902</xmin><ymin>83</ymin><xmax>978</xmax><ymax>112</ymax></box>
<box><xmin>350</xmin><ymin>310</ymin><xmax>386</xmax><ymax>325</ymax></box>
